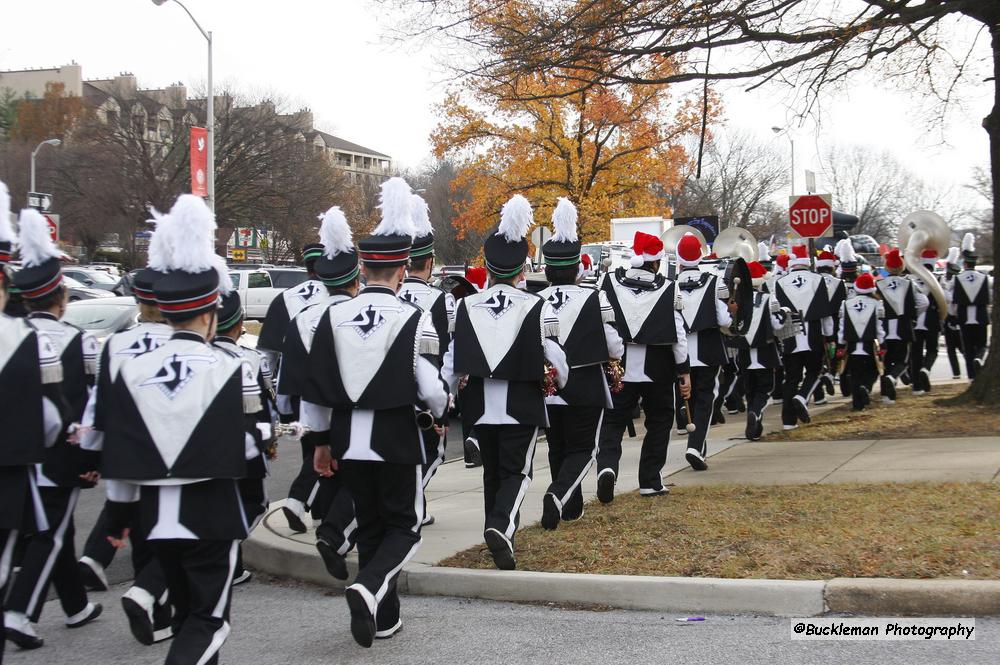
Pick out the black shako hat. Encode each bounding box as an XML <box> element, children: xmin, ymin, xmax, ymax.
<box><xmin>541</xmin><ymin>197</ymin><xmax>581</xmax><ymax>268</ymax></box>
<box><xmin>11</xmin><ymin>208</ymin><xmax>63</xmax><ymax>300</ymax></box>
<box><xmin>0</xmin><ymin>181</ymin><xmax>13</xmax><ymax>270</ymax></box>
<box><xmin>216</xmin><ymin>290</ymin><xmax>244</xmax><ymax>331</ymax></box>
<box><xmin>410</xmin><ymin>193</ymin><xmax>434</xmax><ymax>259</ymax></box>
<box><xmin>484</xmin><ymin>194</ymin><xmax>533</xmax><ymax>278</ymax></box>
<box><xmin>149</xmin><ymin>195</ymin><xmax>231</xmax><ymax>322</ymax></box>
<box><xmin>314</xmin><ymin>206</ymin><xmax>360</xmax><ymax>287</ymax></box>
<box><xmin>358</xmin><ymin>177</ymin><xmax>414</xmax><ymax>268</ymax></box>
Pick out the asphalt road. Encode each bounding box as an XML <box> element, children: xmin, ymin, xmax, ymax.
<box><xmin>7</xmin><ymin>580</ymin><xmax>998</xmax><ymax>665</ymax></box>
<box><xmin>72</xmin><ymin>429</ymin><xmax>467</xmax><ymax>587</ymax></box>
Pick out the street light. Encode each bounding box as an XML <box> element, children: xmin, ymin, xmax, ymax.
<box><xmin>30</xmin><ymin>138</ymin><xmax>61</xmax><ymax>193</ymax></box>
<box><xmin>152</xmin><ymin>0</ymin><xmax>214</xmax><ymax>212</ymax></box>
<box><xmin>771</xmin><ymin>126</ymin><xmax>795</xmax><ymax>197</ymax></box>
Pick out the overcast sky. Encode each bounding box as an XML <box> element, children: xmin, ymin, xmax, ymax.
<box><xmin>1</xmin><ymin>0</ymin><xmax>990</xmax><ymax>201</ymax></box>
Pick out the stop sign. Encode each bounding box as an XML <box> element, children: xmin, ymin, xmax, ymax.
<box><xmin>42</xmin><ymin>213</ymin><xmax>59</xmax><ymax>243</ymax></box>
<box><xmin>788</xmin><ymin>194</ymin><xmax>832</xmax><ymax>238</ymax></box>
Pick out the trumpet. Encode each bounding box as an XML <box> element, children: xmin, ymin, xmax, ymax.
<box><xmin>275</xmin><ymin>422</ymin><xmax>311</xmax><ymax>440</ymax></box>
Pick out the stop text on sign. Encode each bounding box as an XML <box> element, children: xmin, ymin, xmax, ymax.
<box><xmin>788</xmin><ymin>194</ymin><xmax>833</xmax><ymax>238</ymax></box>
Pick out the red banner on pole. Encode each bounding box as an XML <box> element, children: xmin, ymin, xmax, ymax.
<box><xmin>190</xmin><ymin>126</ymin><xmax>208</xmax><ymax>198</ymax></box>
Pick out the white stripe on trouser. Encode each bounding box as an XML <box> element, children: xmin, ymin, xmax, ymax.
<box><xmin>558</xmin><ymin>411</ymin><xmax>603</xmax><ymax>507</ymax></box>
<box><xmin>422</xmin><ymin>430</ymin><xmax>446</xmax><ymax>490</ymax></box>
<box><xmin>27</xmin><ymin>472</ymin><xmax>48</xmax><ymax>532</ymax></box>
<box><xmin>26</xmin><ymin>488</ymin><xmax>79</xmax><ymax>616</ymax></box>
<box><xmin>194</xmin><ymin>541</ymin><xmax>240</xmax><ymax>665</ymax></box>
<box><xmin>305</xmin><ymin>480</ymin><xmax>321</xmax><ymax>511</ymax></box>
<box><xmin>698</xmin><ymin>371</ymin><xmax>721</xmax><ymax>457</ymax></box>
<box><xmin>505</xmin><ymin>428</ymin><xmax>539</xmax><ymax>539</ymax></box>
<box><xmin>374</xmin><ymin>467</ymin><xmax>425</xmax><ymax>605</ymax></box>
<box><xmin>412</xmin><ymin>466</ymin><xmax>425</xmax><ymax>532</ymax></box>
<box><xmin>0</xmin><ymin>530</ymin><xmax>17</xmax><ymax>588</ymax></box>
<box><xmin>796</xmin><ymin>373</ymin><xmax>822</xmax><ymax>405</ymax></box>
<box><xmin>337</xmin><ymin>518</ymin><xmax>359</xmax><ymax>557</ymax></box>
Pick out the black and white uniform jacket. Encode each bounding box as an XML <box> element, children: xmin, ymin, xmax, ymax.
<box><xmin>26</xmin><ymin>312</ymin><xmax>98</xmax><ymax>489</ymax></box>
<box><xmin>599</xmin><ymin>268</ymin><xmax>688</xmax><ymax>383</ymax></box>
<box><xmin>0</xmin><ymin>315</ymin><xmax>64</xmax><ymax>531</ymax></box>
<box><xmin>443</xmin><ymin>283</ymin><xmax>568</xmax><ymax>429</ymax></box>
<box><xmin>838</xmin><ymin>296</ymin><xmax>886</xmax><ymax>355</ymax></box>
<box><xmin>950</xmin><ymin>269</ymin><xmax>991</xmax><ymax>326</ymax></box>
<box><xmin>822</xmin><ymin>273</ymin><xmax>848</xmax><ymax>336</ymax></box>
<box><xmin>911</xmin><ymin>275</ymin><xmax>942</xmax><ymax>335</ymax></box>
<box><xmin>774</xmin><ymin>269</ymin><xmax>833</xmax><ymax>354</ymax></box>
<box><xmin>100</xmin><ymin>331</ymin><xmax>263</xmax><ymax>541</ymax></box>
<box><xmin>398</xmin><ymin>277</ymin><xmax>455</xmax><ymax>361</ymax></box>
<box><xmin>276</xmin><ymin>292</ymin><xmax>353</xmax><ymax>411</ymax></box>
<box><xmin>876</xmin><ymin>275</ymin><xmax>924</xmax><ymax>342</ymax></box>
<box><xmin>538</xmin><ymin>284</ymin><xmax>623</xmax><ymax>408</ymax></box>
<box><xmin>256</xmin><ymin>279</ymin><xmax>327</xmax><ymax>367</ymax></box>
<box><xmin>675</xmin><ymin>268</ymin><xmax>732</xmax><ymax>367</ymax></box>
<box><xmin>212</xmin><ymin>337</ymin><xmax>277</xmax><ymax>480</ymax></box>
<box><xmin>301</xmin><ymin>286</ymin><xmax>450</xmax><ymax>465</ymax></box>
<box><xmin>735</xmin><ymin>291</ymin><xmax>784</xmax><ymax>370</ymax></box>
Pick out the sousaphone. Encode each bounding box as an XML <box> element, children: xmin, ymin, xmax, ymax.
<box><xmin>898</xmin><ymin>211</ymin><xmax>949</xmax><ymax>322</ymax></box>
<box><xmin>713</xmin><ymin>226</ymin><xmax>757</xmax><ymax>336</ymax></box>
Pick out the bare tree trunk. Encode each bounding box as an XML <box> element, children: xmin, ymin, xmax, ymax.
<box><xmin>969</xmin><ymin>26</ymin><xmax>1000</xmax><ymax>403</ymax></box>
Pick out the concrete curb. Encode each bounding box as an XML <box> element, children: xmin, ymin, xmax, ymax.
<box><xmin>825</xmin><ymin>578</ymin><xmax>1000</xmax><ymax>617</ymax></box>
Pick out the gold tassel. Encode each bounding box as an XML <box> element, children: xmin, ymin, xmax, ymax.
<box><xmin>544</xmin><ymin>321</ymin><xmax>560</xmax><ymax>338</ymax></box>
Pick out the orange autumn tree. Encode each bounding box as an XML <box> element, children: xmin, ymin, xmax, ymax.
<box><xmin>432</xmin><ymin>29</ymin><xmax>715</xmax><ymax>243</ymax></box>
<box><xmin>10</xmin><ymin>82</ymin><xmax>87</xmax><ymax>144</ymax></box>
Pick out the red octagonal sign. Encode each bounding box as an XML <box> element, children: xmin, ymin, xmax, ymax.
<box><xmin>788</xmin><ymin>194</ymin><xmax>832</xmax><ymax>238</ymax></box>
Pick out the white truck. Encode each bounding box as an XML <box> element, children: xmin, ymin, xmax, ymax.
<box><xmin>610</xmin><ymin>216</ymin><xmax>670</xmax><ymax>244</ymax></box>
<box><xmin>227</xmin><ymin>267</ymin><xmax>309</xmax><ymax>319</ymax></box>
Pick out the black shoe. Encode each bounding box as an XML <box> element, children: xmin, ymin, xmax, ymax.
<box><xmin>77</xmin><ymin>558</ymin><xmax>109</xmax><ymax>592</ymax></box>
<box><xmin>484</xmin><ymin>528</ymin><xmax>516</xmax><ymax>571</ymax></box>
<box><xmin>282</xmin><ymin>506</ymin><xmax>307</xmax><ymax>534</ymax></box>
<box><xmin>792</xmin><ymin>397</ymin><xmax>811</xmax><ymax>424</ymax></box>
<box><xmin>463</xmin><ymin>437</ymin><xmax>482</xmax><ymax>468</ymax></box>
<box><xmin>822</xmin><ymin>375</ymin><xmax>835</xmax><ymax>396</ymax></box>
<box><xmin>66</xmin><ymin>603</ymin><xmax>102</xmax><ymax>629</ymax></box>
<box><xmin>745</xmin><ymin>413</ymin><xmax>763</xmax><ymax>441</ymax></box>
<box><xmin>316</xmin><ymin>539</ymin><xmax>349</xmax><ymax>581</ymax></box>
<box><xmin>711</xmin><ymin>408</ymin><xmax>726</xmax><ymax>425</ymax></box>
<box><xmin>639</xmin><ymin>486</ymin><xmax>669</xmax><ymax>497</ymax></box>
<box><xmin>375</xmin><ymin>619</ymin><xmax>403</xmax><ymax>640</ymax></box>
<box><xmin>421</xmin><ymin>514</ymin><xmax>436</xmax><ymax>527</ymax></box>
<box><xmin>121</xmin><ymin>597</ymin><xmax>155</xmax><ymax>646</ymax></box>
<box><xmin>541</xmin><ymin>493</ymin><xmax>560</xmax><ymax>531</ymax></box>
<box><xmin>5</xmin><ymin>626</ymin><xmax>43</xmax><ymax>650</ymax></box>
<box><xmin>231</xmin><ymin>570</ymin><xmax>252</xmax><ymax>586</ymax></box>
<box><xmin>880</xmin><ymin>375</ymin><xmax>896</xmax><ymax>402</ymax></box>
<box><xmin>596</xmin><ymin>470</ymin><xmax>615</xmax><ymax>504</ymax></box>
<box><xmin>685</xmin><ymin>448</ymin><xmax>708</xmax><ymax>471</ymax></box>
<box><xmin>345</xmin><ymin>586</ymin><xmax>376</xmax><ymax>648</ymax></box>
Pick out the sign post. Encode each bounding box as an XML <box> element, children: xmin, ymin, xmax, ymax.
<box><xmin>530</xmin><ymin>226</ymin><xmax>551</xmax><ymax>266</ymax></box>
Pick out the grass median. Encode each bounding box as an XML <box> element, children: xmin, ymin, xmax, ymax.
<box><xmin>763</xmin><ymin>382</ymin><xmax>999</xmax><ymax>441</ymax></box>
<box><xmin>439</xmin><ymin>482</ymin><xmax>1000</xmax><ymax>579</ymax></box>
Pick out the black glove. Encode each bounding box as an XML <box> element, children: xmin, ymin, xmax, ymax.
<box><xmin>302</xmin><ymin>430</ymin><xmax>329</xmax><ymax>449</ymax></box>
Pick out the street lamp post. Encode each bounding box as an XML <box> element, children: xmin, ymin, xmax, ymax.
<box><xmin>771</xmin><ymin>126</ymin><xmax>795</xmax><ymax>196</ymax></box>
<box><xmin>30</xmin><ymin>138</ymin><xmax>61</xmax><ymax>193</ymax></box>
<box><xmin>152</xmin><ymin>0</ymin><xmax>214</xmax><ymax>212</ymax></box>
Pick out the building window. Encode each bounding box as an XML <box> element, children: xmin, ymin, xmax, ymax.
<box><xmin>159</xmin><ymin>120</ymin><xmax>172</xmax><ymax>141</ymax></box>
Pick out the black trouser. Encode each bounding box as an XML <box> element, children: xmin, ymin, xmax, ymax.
<box><xmin>1</xmin><ymin>527</ymin><xmax>17</xmax><ymax>660</ymax></box>
<box><xmin>340</xmin><ymin>460</ymin><xmax>422</xmax><ymax>633</ymax></box>
<box><xmin>6</xmin><ymin>487</ymin><xmax>87</xmax><ymax>622</ymax></box>
<box><xmin>743</xmin><ymin>368</ymin><xmax>775</xmax><ymax>430</ymax></box>
<box><xmin>475</xmin><ymin>425</ymin><xmax>538</xmax><ymax>544</ymax></box>
<box><xmin>421</xmin><ymin>427</ymin><xmax>447</xmax><ymax>491</ymax></box>
<box><xmin>882</xmin><ymin>339</ymin><xmax>910</xmax><ymax>381</ymax></box>
<box><xmin>961</xmin><ymin>324</ymin><xmax>988</xmax><ymax>379</ymax></box>
<box><xmin>597</xmin><ymin>381</ymin><xmax>674</xmax><ymax>491</ymax></box>
<box><xmin>716</xmin><ymin>361</ymin><xmax>740</xmax><ymax>413</ymax></box>
<box><xmin>847</xmin><ymin>355</ymin><xmax>878</xmax><ymax>410</ymax></box>
<box><xmin>235</xmin><ymin>476</ymin><xmax>268</xmax><ymax>577</ymax></box>
<box><xmin>287</xmin><ymin>439</ymin><xmax>323</xmax><ymax>518</ymax></box>
<box><xmin>771</xmin><ymin>366</ymin><xmax>784</xmax><ymax>401</ymax></box>
<box><xmin>150</xmin><ymin>539</ymin><xmax>238</xmax><ymax>665</ymax></box>
<box><xmin>910</xmin><ymin>329</ymin><xmax>939</xmax><ymax>387</ymax></box>
<box><xmin>944</xmin><ymin>320</ymin><xmax>964</xmax><ymax>377</ymax></box>
<box><xmin>316</xmin><ymin>480</ymin><xmax>358</xmax><ymax>558</ymax></box>
<box><xmin>781</xmin><ymin>350</ymin><xmax>823</xmax><ymax>427</ymax></box>
<box><xmin>545</xmin><ymin>406</ymin><xmax>602</xmax><ymax>516</ymax></box>
<box><xmin>687</xmin><ymin>366</ymin><xmax>720</xmax><ymax>457</ymax></box>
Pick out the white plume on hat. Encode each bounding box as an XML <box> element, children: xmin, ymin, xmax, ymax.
<box><xmin>0</xmin><ymin>181</ymin><xmax>14</xmax><ymax>245</ymax></box>
<box><xmin>836</xmin><ymin>238</ymin><xmax>857</xmax><ymax>263</ymax></box>
<box><xmin>373</xmin><ymin>177</ymin><xmax>415</xmax><ymax>237</ymax></box>
<box><xmin>144</xmin><ymin>206</ymin><xmax>171</xmax><ymax>270</ymax></box>
<box><xmin>410</xmin><ymin>194</ymin><xmax>432</xmax><ymax>238</ymax></box>
<box><xmin>151</xmin><ymin>194</ymin><xmax>231</xmax><ymax>294</ymax></box>
<box><xmin>317</xmin><ymin>206</ymin><xmax>353</xmax><ymax>259</ymax></box>
<box><xmin>17</xmin><ymin>208</ymin><xmax>61</xmax><ymax>268</ymax></box>
<box><xmin>946</xmin><ymin>247</ymin><xmax>960</xmax><ymax>265</ymax></box>
<box><xmin>757</xmin><ymin>241</ymin><xmax>771</xmax><ymax>262</ymax></box>
<box><xmin>962</xmin><ymin>232</ymin><xmax>975</xmax><ymax>253</ymax></box>
<box><xmin>498</xmin><ymin>194</ymin><xmax>533</xmax><ymax>242</ymax></box>
<box><xmin>550</xmin><ymin>197</ymin><xmax>578</xmax><ymax>243</ymax></box>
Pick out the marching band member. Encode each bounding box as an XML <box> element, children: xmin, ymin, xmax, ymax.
<box><xmin>675</xmin><ymin>233</ymin><xmax>733</xmax><ymax>471</ymax></box>
<box><xmin>910</xmin><ymin>249</ymin><xmax>943</xmax><ymax>394</ymax></box>
<box><xmin>444</xmin><ymin>194</ymin><xmax>567</xmax><ymax>569</ymax></box>
<box><xmin>952</xmin><ymin>233</ymin><xmax>990</xmax><ymax>378</ymax></box>
<box><xmin>257</xmin><ymin>242</ymin><xmax>328</xmax><ymax>533</ymax></box>
<box><xmin>814</xmin><ymin>247</ymin><xmax>845</xmax><ymax>403</ymax></box>
<box><xmin>98</xmin><ymin>195</ymin><xmax>261</xmax><ymax>665</ymax></box>
<box><xmin>942</xmin><ymin>247</ymin><xmax>964</xmax><ymax>379</ymax></box>
<box><xmin>460</xmin><ymin>266</ymin><xmax>487</xmax><ymax>469</ymax></box>
<box><xmin>837</xmin><ymin>272</ymin><xmax>885</xmax><ymax>411</ymax></box>
<box><xmin>836</xmin><ymin>238</ymin><xmax>861</xmax><ymax>396</ymax></box>
<box><xmin>773</xmin><ymin>244</ymin><xmax>832</xmax><ymax>429</ymax></box>
<box><xmin>737</xmin><ymin>261</ymin><xmax>785</xmax><ymax>440</ymax></box>
<box><xmin>5</xmin><ymin>209</ymin><xmax>102</xmax><ymax>649</ymax></box>
<box><xmin>875</xmin><ymin>248</ymin><xmax>925</xmax><ymax>402</ymax></box>
<box><xmin>537</xmin><ymin>199</ymin><xmax>623</xmax><ymax>529</ymax></box>
<box><xmin>398</xmin><ymin>193</ymin><xmax>455</xmax><ymax>526</ymax></box>
<box><xmin>597</xmin><ymin>232</ymin><xmax>690</xmax><ymax>499</ymax></box>
<box><xmin>276</xmin><ymin>207</ymin><xmax>360</xmax><ymax>582</ymax></box>
<box><xmin>303</xmin><ymin>178</ymin><xmax>448</xmax><ymax>646</ymax></box>
<box><xmin>0</xmin><ymin>185</ymin><xmax>66</xmax><ymax>657</ymax></box>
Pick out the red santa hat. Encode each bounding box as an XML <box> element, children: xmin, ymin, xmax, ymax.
<box><xmin>789</xmin><ymin>243</ymin><xmax>811</xmax><ymax>268</ymax></box>
<box><xmin>774</xmin><ymin>252</ymin><xmax>790</xmax><ymax>273</ymax></box>
<box><xmin>815</xmin><ymin>246</ymin><xmax>837</xmax><ymax>269</ymax></box>
<box><xmin>630</xmin><ymin>231</ymin><xmax>665</xmax><ymax>268</ymax></box>
<box><xmin>920</xmin><ymin>248</ymin><xmax>938</xmax><ymax>267</ymax></box>
<box><xmin>676</xmin><ymin>232</ymin><xmax>703</xmax><ymax>268</ymax></box>
<box><xmin>465</xmin><ymin>266</ymin><xmax>487</xmax><ymax>291</ymax></box>
<box><xmin>854</xmin><ymin>271</ymin><xmax>876</xmax><ymax>294</ymax></box>
<box><xmin>884</xmin><ymin>248</ymin><xmax>903</xmax><ymax>271</ymax></box>
<box><xmin>578</xmin><ymin>252</ymin><xmax>595</xmax><ymax>279</ymax></box>
<box><xmin>747</xmin><ymin>260</ymin><xmax>768</xmax><ymax>288</ymax></box>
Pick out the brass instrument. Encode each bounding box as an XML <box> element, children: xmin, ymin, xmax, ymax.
<box><xmin>605</xmin><ymin>359</ymin><xmax>625</xmax><ymax>394</ymax></box>
<box><xmin>898</xmin><ymin>210</ymin><xmax>950</xmax><ymax>322</ymax></box>
<box><xmin>873</xmin><ymin>340</ymin><xmax>885</xmax><ymax>376</ymax></box>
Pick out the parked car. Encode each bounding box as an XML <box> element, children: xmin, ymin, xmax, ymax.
<box><xmin>228</xmin><ymin>269</ymin><xmax>301</xmax><ymax>319</ymax></box>
<box><xmin>62</xmin><ymin>275</ymin><xmax>115</xmax><ymax>302</ymax></box>
<box><xmin>63</xmin><ymin>268</ymin><xmax>121</xmax><ymax>292</ymax></box>
<box><xmin>265</xmin><ymin>267</ymin><xmax>309</xmax><ymax>289</ymax></box>
<box><xmin>63</xmin><ymin>296</ymin><xmax>137</xmax><ymax>342</ymax></box>
<box><xmin>86</xmin><ymin>262</ymin><xmax>124</xmax><ymax>278</ymax></box>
